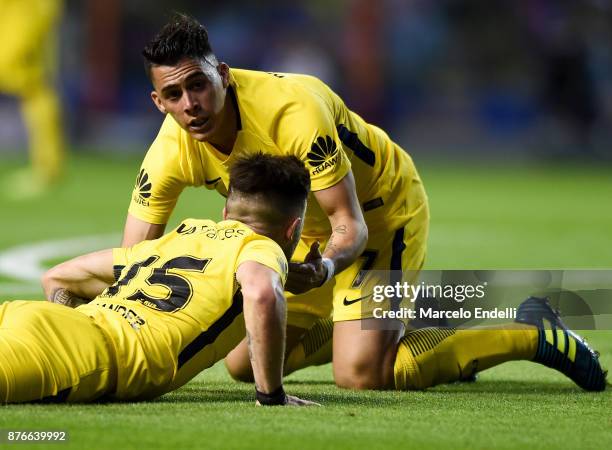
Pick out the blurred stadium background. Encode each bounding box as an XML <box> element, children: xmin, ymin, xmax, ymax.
<box><xmin>0</xmin><ymin>3</ymin><xmax>611</xmax><ymax>449</ymax></box>
<box><xmin>3</xmin><ymin>0</ymin><xmax>612</xmax><ymax>157</ymax></box>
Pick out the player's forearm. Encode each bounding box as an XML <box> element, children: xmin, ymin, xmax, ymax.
<box><xmin>243</xmin><ymin>285</ymin><xmax>286</xmax><ymax>394</ymax></box>
<box><xmin>122</xmin><ymin>213</ymin><xmax>166</xmax><ymax>246</ymax></box>
<box><xmin>42</xmin><ymin>268</ymin><xmax>109</xmax><ymax>304</ymax></box>
<box><xmin>42</xmin><ymin>250</ymin><xmax>115</xmax><ymax>305</ymax></box>
<box><xmin>322</xmin><ymin>216</ymin><xmax>368</xmax><ymax>275</ymax></box>
<box><xmin>43</xmin><ymin>274</ymin><xmax>104</xmax><ymax>305</ymax></box>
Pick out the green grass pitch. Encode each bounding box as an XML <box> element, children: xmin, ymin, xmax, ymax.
<box><xmin>0</xmin><ymin>153</ymin><xmax>610</xmax><ymax>450</ymax></box>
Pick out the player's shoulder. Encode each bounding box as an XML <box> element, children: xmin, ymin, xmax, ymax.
<box><xmin>225</xmin><ymin>220</ymin><xmax>288</xmax><ymax>278</ymax></box>
<box><xmin>232</xmin><ymin>68</ymin><xmax>332</xmax><ymax>109</ymax></box>
<box><xmin>232</xmin><ymin>68</ymin><xmax>339</xmax><ymax>142</ymax></box>
<box><xmin>232</xmin><ymin>67</ymin><xmax>324</xmax><ymax>87</ymax></box>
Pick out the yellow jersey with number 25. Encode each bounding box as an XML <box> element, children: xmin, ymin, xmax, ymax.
<box><xmin>78</xmin><ymin>218</ymin><xmax>287</xmax><ymax>400</ymax></box>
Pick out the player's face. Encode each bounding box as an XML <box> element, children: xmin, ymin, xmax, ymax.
<box><xmin>149</xmin><ymin>58</ymin><xmax>229</xmax><ymax>142</ymax></box>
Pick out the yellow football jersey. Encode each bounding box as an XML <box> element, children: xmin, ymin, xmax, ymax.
<box><xmin>77</xmin><ymin>218</ymin><xmax>287</xmax><ymax>400</ymax></box>
<box><xmin>128</xmin><ymin>69</ymin><xmax>423</xmax><ymax>238</ymax></box>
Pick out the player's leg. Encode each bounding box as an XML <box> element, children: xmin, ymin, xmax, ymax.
<box><xmin>330</xmin><ymin>247</ymin><xmax>600</xmax><ymax>391</ymax></box>
<box><xmin>337</xmin><ymin>231</ymin><xmax>604</xmax><ymax>389</ymax></box>
<box><xmin>278</xmin><ymin>268</ymin><xmax>336</xmax><ymax>376</ymax></box>
<box><xmin>0</xmin><ymin>301</ymin><xmax>116</xmax><ymax>403</ymax></box>
<box><xmin>224</xmin><ymin>324</ymin><xmax>312</xmax><ymax>381</ymax></box>
<box><xmin>394</xmin><ymin>324</ymin><xmax>536</xmax><ymax>389</ymax></box>
<box><xmin>331</xmin><ymin>226</ymin><xmax>413</xmax><ymax>389</ymax></box>
<box><xmin>333</xmin><ymin>319</ymin><xmax>401</xmax><ymax>389</ymax></box>
<box><xmin>21</xmin><ymin>81</ymin><xmax>65</xmax><ymax>185</ymax></box>
<box><xmin>284</xmin><ymin>316</ymin><xmax>333</xmax><ymax>374</ymax></box>
<box><xmin>20</xmin><ymin>0</ymin><xmax>65</xmax><ymax>187</ymax></box>
<box><xmin>394</xmin><ymin>297</ymin><xmax>607</xmax><ymax>391</ymax></box>
<box><xmin>332</xmin><ymin>180</ymin><xmax>430</xmax><ymax>389</ymax></box>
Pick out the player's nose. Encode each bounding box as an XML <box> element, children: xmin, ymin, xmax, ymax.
<box><xmin>183</xmin><ymin>91</ymin><xmax>201</xmax><ymax>114</ymax></box>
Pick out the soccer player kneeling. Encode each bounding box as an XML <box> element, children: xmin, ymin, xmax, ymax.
<box><xmin>0</xmin><ymin>154</ymin><xmax>317</xmax><ymax>406</ymax></box>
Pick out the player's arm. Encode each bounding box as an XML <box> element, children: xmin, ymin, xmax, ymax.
<box><xmin>286</xmin><ymin>171</ymin><xmax>367</xmax><ymax>294</ymax></box>
<box><xmin>42</xmin><ymin>249</ymin><xmax>115</xmax><ymax>307</ymax></box>
<box><xmin>122</xmin><ymin>213</ymin><xmax>166</xmax><ymax>246</ymax></box>
<box><xmin>123</xmin><ymin>117</ymin><xmax>189</xmax><ymax>246</ymax></box>
<box><xmin>236</xmin><ymin>260</ymin><xmax>318</xmax><ymax>406</ymax></box>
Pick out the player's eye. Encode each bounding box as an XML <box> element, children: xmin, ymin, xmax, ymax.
<box><xmin>164</xmin><ymin>89</ymin><xmax>182</xmax><ymax>101</ymax></box>
<box><xmin>189</xmin><ymin>79</ymin><xmax>207</xmax><ymax>91</ymax></box>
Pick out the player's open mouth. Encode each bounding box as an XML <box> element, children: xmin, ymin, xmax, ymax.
<box><xmin>189</xmin><ymin>118</ymin><xmax>209</xmax><ymax>131</ymax></box>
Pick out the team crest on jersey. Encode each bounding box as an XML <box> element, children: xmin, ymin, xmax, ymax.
<box><xmin>133</xmin><ymin>169</ymin><xmax>152</xmax><ymax>206</ymax></box>
<box><xmin>307</xmin><ymin>135</ymin><xmax>339</xmax><ymax>175</ymax></box>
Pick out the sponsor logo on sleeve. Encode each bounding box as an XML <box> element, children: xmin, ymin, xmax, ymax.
<box><xmin>307</xmin><ymin>135</ymin><xmax>339</xmax><ymax>175</ymax></box>
<box><xmin>133</xmin><ymin>169</ymin><xmax>152</xmax><ymax>206</ymax></box>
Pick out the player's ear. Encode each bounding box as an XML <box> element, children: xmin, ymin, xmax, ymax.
<box><xmin>286</xmin><ymin>216</ymin><xmax>302</xmax><ymax>242</ymax></box>
<box><xmin>150</xmin><ymin>91</ymin><xmax>166</xmax><ymax>114</ymax></box>
<box><xmin>222</xmin><ymin>206</ymin><xmax>228</xmax><ymax>220</ymax></box>
<box><xmin>217</xmin><ymin>63</ymin><xmax>230</xmax><ymax>88</ymax></box>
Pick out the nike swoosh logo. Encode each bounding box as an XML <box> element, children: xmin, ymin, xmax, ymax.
<box><xmin>343</xmin><ymin>293</ymin><xmax>373</xmax><ymax>306</ymax></box>
<box><xmin>205</xmin><ymin>177</ymin><xmax>221</xmax><ymax>185</ymax></box>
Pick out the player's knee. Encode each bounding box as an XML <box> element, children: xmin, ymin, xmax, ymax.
<box><xmin>333</xmin><ymin>341</ymin><xmax>398</xmax><ymax>390</ymax></box>
<box><xmin>333</xmin><ymin>359</ymin><xmax>387</xmax><ymax>390</ymax></box>
<box><xmin>228</xmin><ymin>370</ymin><xmax>254</xmax><ymax>383</ymax></box>
<box><xmin>334</xmin><ymin>371</ymin><xmax>385</xmax><ymax>390</ymax></box>
<box><xmin>223</xmin><ymin>358</ymin><xmax>254</xmax><ymax>383</ymax></box>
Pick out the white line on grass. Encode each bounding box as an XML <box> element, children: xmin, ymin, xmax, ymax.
<box><xmin>0</xmin><ymin>233</ymin><xmax>121</xmax><ymax>282</ymax></box>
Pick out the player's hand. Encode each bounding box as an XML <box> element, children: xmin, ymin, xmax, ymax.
<box><xmin>285</xmin><ymin>395</ymin><xmax>321</xmax><ymax>406</ymax></box>
<box><xmin>255</xmin><ymin>395</ymin><xmax>321</xmax><ymax>407</ymax></box>
<box><xmin>286</xmin><ymin>242</ymin><xmax>327</xmax><ymax>294</ymax></box>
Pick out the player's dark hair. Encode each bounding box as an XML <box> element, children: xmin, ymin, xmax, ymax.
<box><xmin>142</xmin><ymin>13</ymin><xmax>214</xmax><ymax>79</ymax></box>
<box><xmin>229</xmin><ymin>153</ymin><xmax>310</xmax><ymax>216</ymax></box>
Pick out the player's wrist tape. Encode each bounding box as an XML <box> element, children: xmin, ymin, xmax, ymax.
<box><xmin>321</xmin><ymin>258</ymin><xmax>335</xmax><ymax>285</ymax></box>
<box><xmin>256</xmin><ymin>386</ymin><xmax>288</xmax><ymax>406</ymax></box>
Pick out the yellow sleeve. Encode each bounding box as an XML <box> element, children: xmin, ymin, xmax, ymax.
<box><xmin>127</xmin><ymin>116</ymin><xmax>189</xmax><ymax>225</ymax></box>
<box><xmin>273</xmin><ymin>92</ymin><xmax>351</xmax><ymax>192</ymax></box>
<box><xmin>236</xmin><ymin>235</ymin><xmax>288</xmax><ymax>284</ymax></box>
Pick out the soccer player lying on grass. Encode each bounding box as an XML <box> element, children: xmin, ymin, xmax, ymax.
<box><xmin>0</xmin><ymin>154</ymin><xmax>317</xmax><ymax>406</ymax></box>
<box><xmin>115</xmin><ymin>14</ymin><xmax>609</xmax><ymax>394</ymax></box>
